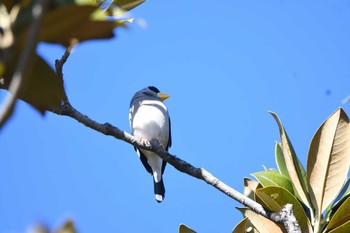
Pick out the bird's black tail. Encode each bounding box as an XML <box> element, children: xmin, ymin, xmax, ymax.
<box><xmin>153</xmin><ymin>177</ymin><xmax>165</xmax><ymax>203</ymax></box>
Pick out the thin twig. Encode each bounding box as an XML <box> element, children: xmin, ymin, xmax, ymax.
<box><xmin>55</xmin><ymin>39</ymin><xmax>78</xmax><ymax>105</ymax></box>
<box><xmin>0</xmin><ymin>0</ymin><xmax>46</xmax><ymax>128</ymax></box>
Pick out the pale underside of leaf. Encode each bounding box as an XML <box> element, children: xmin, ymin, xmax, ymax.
<box><xmin>307</xmin><ymin>108</ymin><xmax>350</xmax><ymax>221</ymax></box>
<box><xmin>232</xmin><ymin>217</ymin><xmax>249</xmax><ymax>233</ymax></box>
<box><xmin>270</xmin><ymin>112</ymin><xmax>310</xmax><ymax>208</ymax></box>
<box><xmin>237</xmin><ymin>207</ymin><xmax>284</xmax><ymax>233</ymax></box>
<box><xmin>244</xmin><ymin>177</ymin><xmax>260</xmax><ymax>200</ymax></box>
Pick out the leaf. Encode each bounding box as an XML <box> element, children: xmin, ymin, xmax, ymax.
<box><xmin>232</xmin><ymin>217</ymin><xmax>249</xmax><ymax>233</ymax></box>
<box><xmin>40</xmin><ymin>4</ymin><xmax>115</xmax><ymax>45</ymax></box>
<box><xmin>55</xmin><ymin>219</ymin><xmax>77</xmax><ymax>233</ymax></box>
<box><xmin>178</xmin><ymin>224</ymin><xmax>196</xmax><ymax>233</ymax></box>
<box><xmin>275</xmin><ymin>142</ymin><xmax>289</xmax><ymax>177</ymax></box>
<box><xmin>327</xmin><ymin>220</ymin><xmax>350</xmax><ymax>233</ymax></box>
<box><xmin>1</xmin><ymin>54</ymin><xmax>64</xmax><ymax>113</ymax></box>
<box><xmin>2</xmin><ymin>0</ymin><xmax>16</xmax><ymax>11</ymax></box>
<box><xmin>275</xmin><ymin>141</ymin><xmax>308</xmax><ymax>203</ymax></box>
<box><xmin>307</xmin><ymin>108</ymin><xmax>350</xmax><ymax>223</ymax></box>
<box><xmin>244</xmin><ymin>177</ymin><xmax>260</xmax><ymax>200</ymax></box>
<box><xmin>326</xmin><ymin>196</ymin><xmax>350</xmax><ymax>231</ymax></box>
<box><xmin>21</xmin><ymin>55</ymin><xmax>64</xmax><ymax>113</ymax></box>
<box><xmin>255</xmin><ymin>189</ymin><xmax>281</xmax><ymax>211</ymax></box>
<box><xmin>251</xmin><ymin>170</ymin><xmax>295</xmax><ymax>196</ymax></box>
<box><xmin>270</xmin><ymin>112</ymin><xmax>310</xmax><ymax>208</ymax></box>
<box><xmin>255</xmin><ymin>186</ymin><xmax>312</xmax><ymax>233</ymax></box>
<box><xmin>113</xmin><ymin>0</ymin><xmax>145</xmax><ymax>11</ymax></box>
<box><xmin>326</xmin><ymin>178</ymin><xmax>350</xmax><ymax>221</ymax></box>
<box><xmin>237</xmin><ymin>207</ymin><xmax>285</xmax><ymax>233</ymax></box>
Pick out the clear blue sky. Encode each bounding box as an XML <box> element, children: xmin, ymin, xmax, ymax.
<box><xmin>1</xmin><ymin>1</ymin><xmax>350</xmax><ymax>232</ymax></box>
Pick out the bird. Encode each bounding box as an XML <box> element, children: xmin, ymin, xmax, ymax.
<box><xmin>129</xmin><ymin>86</ymin><xmax>172</xmax><ymax>203</ymax></box>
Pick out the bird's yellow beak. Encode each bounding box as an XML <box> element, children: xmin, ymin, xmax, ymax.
<box><xmin>158</xmin><ymin>92</ymin><xmax>170</xmax><ymax>101</ymax></box>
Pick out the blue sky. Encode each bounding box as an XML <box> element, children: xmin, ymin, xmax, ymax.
<box><xmin>1</xmin><ymin>1</ymin><xmax>350</xmax><ymax>232</ymax></box>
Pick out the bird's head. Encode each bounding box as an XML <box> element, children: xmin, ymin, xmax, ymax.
<box><xmin>130</xmin><ymin>86</ymin><xmax>170</xmax><ymax>106</ymax></box>
<box><xmin>144</xmin><ymin>86</ymin><xmax>170</xmax><ymax>102</ymax></box>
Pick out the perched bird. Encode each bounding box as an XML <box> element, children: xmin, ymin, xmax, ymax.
<box><xmin>129</xmin><ymin>86</ymin><xmax>172</xmax><ymax>202</ymax></box>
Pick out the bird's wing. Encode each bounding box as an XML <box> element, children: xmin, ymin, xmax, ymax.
<box><xmin>162</xmin><ymin>115</ymin><xmax>171</xmax><ymax>175</ymax></box>
<box><xmin>166</xmin><ymin>117</ymin><xmax>172</xmax><ymax>150</ymax></box>
<box><xmin>136</xmin><ymin>148</ymin><xmax>153</xmax><ymax>175</ymax></box>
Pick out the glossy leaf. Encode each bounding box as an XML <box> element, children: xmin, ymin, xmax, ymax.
<box><xmin>40</xmin><ymin>4</ymin><xmax>115</xmax><ymax>45</ymax></box>
<box><xmin>232</xmin><ymin>217</ymin><xmax>249</xmax><ymax>233</ymax></box>
<box><xmin>275</xmin><ymin>141</ymin><xmax>289</xmax><ymax>177</ymax></box>
<box><xmin>252</xmin><ymin>170</ymin><xmax>294</xmax><ymax>196</ymax></box>
<box><xmin>255</xmin><ymin>186</ymin><xmax>312</xmax><ymax>233</ymax></box>
<box><xmin>275</xmin><ymin>141</ymin><xmax>309</xmax><ymax>203</ymax></box>
<box><xmin>255</xmin><ymin>189</ymin><xmax>281</xmax><ymax>211</ymax></box>
<box><xmin>237</xmin><ymin>207</ymin><xmax>284</xmax><ymax>233</ymax></box>
<box><xmin>307</xmin><ymin>108</ymin><xmax>350</xmax><ymax>223</ymax></box>
<box><xmin>325</xmin><ymin>196</ymin><xmax>350</xmax><ymax>232</ymax></box>
<box><xmin>270</xmin><ymin>112</ymin><xmax>310</xmax><ymax>208</ymax></box>
<box><xmin>178</xmin><ymin>224</ymin><xmax>196</xmax><ymax>233</ymax></box>
<box><xmin>327</xmin><ymin>220</ymin><xmax>350</xmax><ymax>233</ymax></box>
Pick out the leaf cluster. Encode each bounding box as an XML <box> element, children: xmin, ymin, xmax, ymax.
<box><xmin>233</xmin><ymin>108</ymin><xmax>350</xmax><ymax>233</ymax></box>
<box><xmin>0</xmin><ymin>0</ymin><xmax>143</xmax><ymax>115</ymax></box>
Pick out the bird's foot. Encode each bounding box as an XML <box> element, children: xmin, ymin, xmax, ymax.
<box><xmin>138</xmin><ymin>137</ymin><xmax>151</xmax><ymax>147</ymax></box>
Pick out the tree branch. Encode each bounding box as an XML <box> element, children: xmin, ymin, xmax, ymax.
<box><xmin>49</xmin><ymin>48</ymin><xmax>301</xmax><ymax>233</ymax></box>
<box><xmin>0</xmin><ymin>0</ymin><xmax>46</xmax><ymax>128</ymax></box>
<box><xmin>271</xmin><ymin>204</ymin><xmax>301</xmax><ymax>233</ymax></box>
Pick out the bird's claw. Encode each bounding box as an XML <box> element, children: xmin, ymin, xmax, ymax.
<box><xmin>139</xmin><ymin>137</ymin><xmax>151</xmax><ymax>147</ymax></box>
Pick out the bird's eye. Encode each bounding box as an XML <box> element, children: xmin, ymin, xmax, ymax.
<box><xmin>143</xmin><ymin>92</ymin><xmax>152</xmax><ymax>97</ymax></box>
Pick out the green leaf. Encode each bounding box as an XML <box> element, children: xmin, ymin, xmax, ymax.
<box><xmin>275</xmin><ymin>141</ymin><xmax>289</xmax><ymax>177</ymax></box>
<box><xmin>255</xmin><ymin>189</ymin><xmax>281</xmax><ymax>211</ymax></box>
<box><xmin>251</xmin><ymin>170</ymin><xmax>294</xmax><ymax>196</ymax></box>
<box><xmin>237</xmin><ymin>207</ymin><xmax>284</xmax><ymax>233</ymax></box>
<box><xmin>270</xmin><ymin>111</ymin><xmax>310</xmax><ymax>209</ymax></box>
<box><xmin>326</xmin><ymin>196</ymin><xmax>350</xmax><ymax>232</ymax></box>
<box><xmin>307</xmin><ymin>108</ymin><xmax>350</xmax><ymax>225</ymax></box>
<box><xmin>275</xmin><ymin>141</ymin><xmax>308</xmax><ymax>204</ymax></box>
<box><xmin>178</xmin><ymin>224</ymin><xmax>196</xmax><ymax>233</ymax></box>
<box><xmin>40</xmin><ymin>4</ymin><xmax>116</xmax><ymax>45</ymax></box>
<box><xmin>255</xmin><ymin>186</ymin><xmax>312</xmax><ymax>233</ymax></box>
<box><xmin>327</xmin><ymin>220</ymin><xmax>350</xmax><ymax>233</ymax></box>
<box><xmin>232</xmin><ymin>217</ymin><xmax>249</xmax><ymax>233</ymax></box>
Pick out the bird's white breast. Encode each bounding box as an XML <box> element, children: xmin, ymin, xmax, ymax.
<box><xmin>131</xmin><ymin>100</ymin><xmax>169</xmax><ymax>148</ymax></box>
